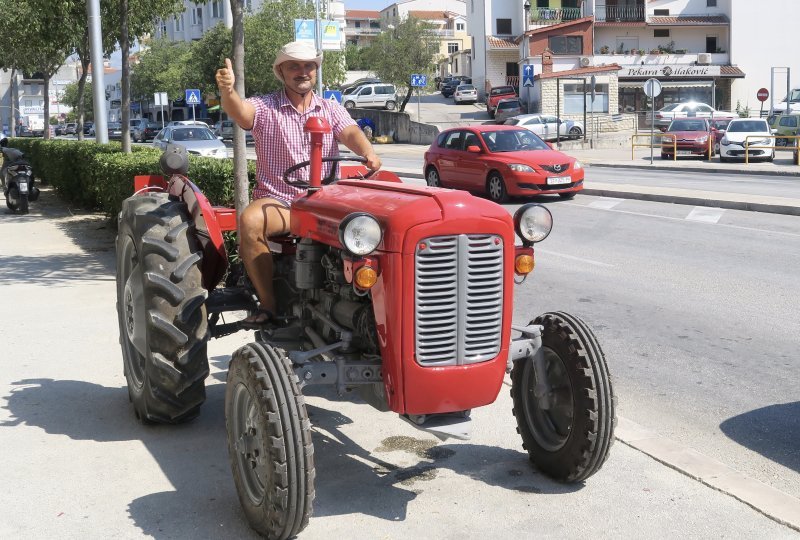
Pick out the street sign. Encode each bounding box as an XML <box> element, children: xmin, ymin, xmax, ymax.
<box><xmin>185</xmin><ymin>89</ymin><xmax>201</xmax><ymax>105</ymax></box>
<box><xmin>590</xmin><ymin>75</ymin><xmax>597</xmax><ymax>102</ymax></box>
<box><xmin>154</xmin><ymin>92</ymin><xmax>168</xmax><ymax>106</ymax></box>
<box><xmin>323</xmin><ymin>90</ymin><xmax>342</xmax><ymax>104</ymax></box>
<box><xmin>522</xmin><ymin>64</ymin><xmax>534</xmax><ymax>88</ymax></box>
<box><xmin>410</xmin><ymin>74</ymin><xmax>427</xmax><ymax>87</ymax></box>
<box><xmin>757</xmin><ymin>88</ymin><xmax>769</xmax><ymax>102</ymax></box>
<box><xmin>643</xmin><ymin>78</ymin><xmax>662</xmax><ymax>98</ymax></box>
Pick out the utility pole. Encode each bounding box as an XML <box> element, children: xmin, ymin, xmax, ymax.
<box><xmin>315</xmin><ymin>0</ymin><xmax>323</xmax><ymax>94</ymax></box>
<box><xmin>87</xmin><ymin>0</ymin><xmax>108</xmax><ymax>143</ymax></box>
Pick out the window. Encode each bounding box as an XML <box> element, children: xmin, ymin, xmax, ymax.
<box><xmin>456</xmin><ymin>22</ymin><xmax>465</xmax><ymax>31</ymax></box>
<box><xmin>442</xmin><ymin>131</ymin><xmax>463</xmax><ymax>149</ymax></box>
<box><xmin>212</xmin><ymin>1</ymin><xmax>221</xmax><ymax>18</ymax></box>
<box><xmin>175</xmin><ymin>14</ymin><xmax>183</xmax><ymax>32</ymax></box>
<box><xmin>192</xmin><ymin>7</ymin><xmax>202</xmax><ymax>25</ymax></box>
<box><xmin>454</xmin><ymin>59</ymin><xmax>458</xmax><ymax>71</ymax></box>
<box><xmin>496</xmin><ymin>18</ymin><xmax>512</xmax><ymax>35</ymax></box>
<box><xmin>506</xmin><ymin>63</ymin><xmax>519</xmax><ymax>77</ymax></box>
<box><xmin>548</xmin><ymin>36</ymin><xmax>582</xmax><ymax>55</ymax></box>
<box><xmin>653</xmin><ymin>9</ymin><xmax>670</xmax><ymax>15</ymax></box>
<box><xmin>780</xmin><ymin>116</ymin><xmax>799</xmax><ymax>128</ymax></box>
<box><xmin>448</xmin><ymin>42</ymin><xmax>459</xmax><ymax>54</ymax></box>
<box><xmin>654</xmin><ymin>29</ymin><xmax>670</xmax><ymax>38</ymax></box>
<box><xmin>244</xmin><ymin>0</ymin><xmax>253</xmax><ymax>12</ymax></box>
<box><xmin>359</xmin><ymin>87</ymin><xmax>373</xmax><ymax>96</ymax></box>
<box><xmin>158</xmin><ymin>19</ymin><xmax>167</xmax><ymax>35</ymax></box>
<box><xmin>564</xmin><ymin>83</ymin><xmax>608</xmax><ymax>113</ymax></box>
<box><xmin>706</xmin><ymin>36</ymin><xmax>718</xmax><ymax>53</ymax></box>
<box><xmin>707</xmin><ymin>0</ymin><xmax>717</xmax><ymax>6</ymax></box>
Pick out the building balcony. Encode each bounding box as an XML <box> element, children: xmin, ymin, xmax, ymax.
<box><xmin>593</xmin><ymin>52</ymin><xmax>729</xmax><ymax>66</ymax></box>
<box><xmin>344</xmin><ymin>26</ymin><xmax>381</xmax><ymax>35</ymax></box>
<box><xmin>529</xmin><ymin>6</ymin><xmax>583</xmax><ymax>26</ymax></box>
<box><xmin>595</xmin><ymin>3</ymin><xmax>645</xmax><ymax>23</ymax></box>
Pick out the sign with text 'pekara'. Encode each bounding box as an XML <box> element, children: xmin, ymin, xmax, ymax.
<box><xmin>618</xmin><ymin>65</ymin><xmax>721</xmax><ymax>78</ymax></box>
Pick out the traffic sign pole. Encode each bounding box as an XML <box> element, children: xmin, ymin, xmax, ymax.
<box><xmin>757</xmin><ymin>88</ymin><xmax>769</xmax><ymax>118</ymax></box>
<box><xmin>643</xmin><ymin>78</ymin><xmax>662</xmax><ymax>165</ymax></box>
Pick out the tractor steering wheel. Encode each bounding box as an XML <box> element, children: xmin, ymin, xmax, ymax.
<box><xmin>282</xmin><ymin>155</ymin><xmax>375</xmax><ymax>188</ymax></box>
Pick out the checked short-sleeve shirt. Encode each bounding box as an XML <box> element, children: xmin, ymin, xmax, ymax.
<box><xmin>246</xmin><ymin>90</ymin><xmax>356</xmax><ymax>204</ymax></box>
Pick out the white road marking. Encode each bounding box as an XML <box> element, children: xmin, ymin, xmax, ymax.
<box><xmin>686</xmin><ymin>207</ymin><xmax>726</xmax><ymax>223</ymax></box>
<box><xmin>588</xmin><ymin>198</ymin><xmax>624</xmax><ymax>210</ymax></box>
<box><xmin>535</xmin><ymin>248</ymin><xmax>615</xmax><ymax>268</ymax></box>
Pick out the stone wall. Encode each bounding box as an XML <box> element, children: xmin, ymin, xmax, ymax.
<box><xmin>347</xmin><ymin>108</ymin><xmax>440</xmax><ymax>145</ymax></box>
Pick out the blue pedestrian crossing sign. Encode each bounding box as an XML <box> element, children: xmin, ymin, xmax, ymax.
<box><xmin>323</xmin><ymin>90</ymin><xmax>343</xmax><ymax>104</ymax></box>
<box><xmin>522</xmin><ymin>65</ymin><xmax>535</xmax><ymax>88</ymax></box>
<box><xmin>185</xmin><ymin>89</ymin><xmax>201</xmax><ymax>105</ymax></box>
<box><xmin>410</xmin><ymin>74</ymin><xmax>427</xmax><ymax>87</ymax></box>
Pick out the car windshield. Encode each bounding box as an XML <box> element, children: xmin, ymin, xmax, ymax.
<box><xmin>497</xmin><ymin>101</ymin><xmax>520</xmax><ymax>110</ymax></box>
<box><xmin>710</xmin><ymin>119</ymin><xmax>730</xmax><ymax>130</ymax></box>
<box><xmin>108</xmin><ymin>123</ymin><xmax>121</xmax><ymax>129</ymax></box>
<box><xmin>172</xmin><ymin>127</ymin><xmax>215</xmax><ymax>141</ymax></box>
<box><xmin>147</xmin><ymin>122</ymin><xmax>161</xmax><ymax>128</ymax></box>
<box><xmin>668</xmin><ymin>120</ymin><xmax>707</xmax><ymax>131</ymax></box>
<box><xmin>726</xmin><ymin>121</ymin><xmax>768</xmax><ymax>133</ymax></box>
<box><xmin>504</xmin><ymin>118</ymin><xmax>521</xmax><ymax>125</ymax></box>
<box><xmin>458</xmin><ymin>85</ymin><xmax>475</xmax><ymax>91</ymax></box>
<box><xmin>787</xmin><ymin>89</ymin><xmax>800</xmax><ymax>102</ymax></box>
<box><xmin>491</xmin><ymin>87</ymin><xmax>514</xmax><ymax>96</ymax></box>
<box><xmin>481</xmin><ymin>130</ymin><xmax>548</xmax><ymax>152</ymax></box>
<box><xmin>659</xmin><ymin>104</ymin><xmax>680</xmax><ymax>112</ymax></box>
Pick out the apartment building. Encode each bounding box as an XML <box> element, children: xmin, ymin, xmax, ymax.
<box><xmin>345</xmin><ymin>10</ymin><xmax>381</xmax><ymax>48</ymax></box>
<box><xmin>380</xmin><ymin>1</ymin><xmax>468</xmax><ymax>68</ymax></box>
<box><xmin>0</xmin><ymin>64</ymin><xmax>81</xmax><ymax>135</ymax></box>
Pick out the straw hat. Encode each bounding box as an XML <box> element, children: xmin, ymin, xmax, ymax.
<box><xmin>272</xmin><ymin>41</ymin><xmax>322</xmax><ymax>82</ymax></box>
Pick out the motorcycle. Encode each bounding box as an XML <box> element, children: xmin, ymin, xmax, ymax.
<box><xmin>1</xmin><ymin>138</ymin><xmax>38</xmax><ymax>214</ymax></box>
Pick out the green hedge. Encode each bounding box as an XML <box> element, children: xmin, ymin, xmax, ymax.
<box><xmin>6</xmin><ymin>138</ymin><xmax>256</xmax><ymax>220</ymax></box>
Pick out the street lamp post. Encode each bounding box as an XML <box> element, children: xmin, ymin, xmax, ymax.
<box><xmin>523</xmin><ymin>1</ymin><xmax>531</xmax><ymax>113</ymax></box>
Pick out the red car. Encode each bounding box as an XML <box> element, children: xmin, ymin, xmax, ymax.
<box><xmin>661</xmin><ymin>118</ymin><xmax>716</xmax><ymax>159</ymax></box>
<box><xmin>423</xmin><ymin>125</ymin><xmax>584</xmax><ymax>202</ymax></box>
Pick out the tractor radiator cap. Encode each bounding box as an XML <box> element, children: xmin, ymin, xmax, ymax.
<box><xmin>159</xmin><ymin>143</ymin><xmax>189</xmax><ymax>176</ymax></box>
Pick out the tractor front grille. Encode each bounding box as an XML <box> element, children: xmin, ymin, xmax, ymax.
<box><xmin>414</xmin><ymin>234</ymin><xmax>504</xmax><ymax>366</ymax></box>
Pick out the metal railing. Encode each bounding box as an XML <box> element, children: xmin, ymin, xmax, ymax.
<box><xmin>529</xmin><ymin>6</ymin><xmax>583</xmax><ymax>25</ymax></box>
<box><xmin>632</xmin><ymin>133</ymin><xmax>675</xmax><ymax>160</ymax></box>
<box><xmin>595</xmin><ymin>3</ymin><xmax>645</xmax><ymax>22</ymax></box>
<box><xmin>743</xmin><ymin>135</ymin><xmax>800</xmax><ymax>165</ymax></box>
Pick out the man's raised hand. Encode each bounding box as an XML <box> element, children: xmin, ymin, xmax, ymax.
<box><xmin>216</xmin><ymin>58</ymin><xmax>235</xmax><ymax>94</ymax></box>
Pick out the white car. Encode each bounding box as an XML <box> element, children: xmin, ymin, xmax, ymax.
<box><xmin>654</xmin><ymin>102</ymin><xmax>735</xmax><ymax>129</ymax></box>
<box><xmin>152</xmin><ymin>126</ymin><xmax>228</xmax><ymax>159</ymax></box>
<box><xmin>504</xmin><ymin>114</ymin><xmax>584</xmax><ymax>140</ymax></box>
<box><xmin>453</xmin><ymin>84</ymin><xmax>478</xmax><ymax>104</ymax></box>
<box><xmin>718</xmin><ymin>118</ymin><xmax>775</xmax><ymax>162</ymax></box>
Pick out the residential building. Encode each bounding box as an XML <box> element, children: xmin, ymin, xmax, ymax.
<box><xmin>345</xmin><ymin>9</ymin><xmax>382</xmax><ymax>48</ymax></box>
<box><xmin>1</xmin><ymin>64</ymin><xmax>80</xmax><ymax>135</ymax></box>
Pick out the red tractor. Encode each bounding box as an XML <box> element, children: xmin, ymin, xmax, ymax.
<box><xmin>116</xmin><ymin>118</ymin><xmax>615</xmax><ymax>539</ymax></box>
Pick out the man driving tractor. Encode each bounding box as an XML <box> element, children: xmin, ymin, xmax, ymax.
<box><xmin>215</xmin><ymin>40</ymin><xmax>382</xmax><ymax>326</ymax></box>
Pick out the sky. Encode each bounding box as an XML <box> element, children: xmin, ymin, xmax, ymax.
<box><xmin>344</xmin><ymin>0</ymin><xmax>393</xmax><ymax>10</ymax></box>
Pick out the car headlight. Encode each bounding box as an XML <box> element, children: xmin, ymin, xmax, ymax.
<box><xmin>573</xmin><ymin>161</ymin><xmax>582</xmax><ymax>170</ymax></box>
<box><xmin>338</xmin><ymin>213</ymin><xmax>382</xmax><ymax>256</ymax></box>
<box><xmin>508</xmin><ymin>163</ymin><xmax>534</xmax><ymax>173</ymax></box>
<box><xmin>661</xmin><ymin>136</ymin><xmax>673</xmax><ymax>144</ymax></box>
<box><xmin>720</xmin><ymin>137</ymin><xmax>729</xmax><ymax>145</ymax></box>
<box><xmin>514</xmin><ymin>203</ymin><xmax>553</xmax><ymax>244</ymax></box>
<box><xmin>697</xmin><ymin>136</ymin><xmax>708</xmax><ymax>143</ymax></box>
<box><xmin>748</xmin><ymin>138</ymin><xmax>769</xmax><ymax>145</ymax></box>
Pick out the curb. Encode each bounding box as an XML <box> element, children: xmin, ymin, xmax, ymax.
<box><xmin>586</xmin><ymin>161</ymin><xmax>800</xmax><ymax>177</ymax></box>
<box><xmin>616</xmin><ymin>417</ymin><xmax>800</xmax><ymax>532</ymax></box>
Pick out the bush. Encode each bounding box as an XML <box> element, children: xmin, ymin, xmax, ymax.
<box><xmin>5</xmin><ymin>138</ymin><xmax>256</xmax><ymax>222</ymax></box>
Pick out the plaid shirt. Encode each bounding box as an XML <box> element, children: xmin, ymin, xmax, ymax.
<box><xmin>246</xmin><ymin>90</ymin><xmax>356</xmax><ymax>204</ymax></box>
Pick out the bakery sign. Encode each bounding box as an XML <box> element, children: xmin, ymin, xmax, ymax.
<box><xmin>619</xmin><ymin>65</ymin><xmax>721</xmax><ymax>77</ymax></box>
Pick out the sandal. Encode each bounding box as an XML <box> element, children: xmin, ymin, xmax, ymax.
<box><xmin>239</xmin><ymin>308</ymin><xmax>275</xmax><ymax>329</ymax></box>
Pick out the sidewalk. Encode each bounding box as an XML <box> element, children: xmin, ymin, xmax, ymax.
<box><xmin>369</xmin><ymin>143</ymin><xmax>800</xmax><ymax>216</ymax></box>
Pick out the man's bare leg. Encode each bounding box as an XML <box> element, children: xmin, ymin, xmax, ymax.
<box><xmin>239</xmin><ymin>197</ymin><xmax>291</xmax><ymax>320</ymax></box>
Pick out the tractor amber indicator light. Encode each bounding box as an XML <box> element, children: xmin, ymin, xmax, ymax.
<box><xmin>515</xmin><ymin>254</ymin><xmax>535</xmax><ymax>274</ymax></box>
<box><xmin>355</xmin><ymin>266</ymin><xmax>378</xmax><ymax>289</ymax></box>
<box><xmin>418</xmin><ymin>242</ymin><xmax>427</xmax><ymax>251</ymax></box>
<box><xmin>494</xmin><ymin>237</ymin><xmax>501</xmax><ymax>245</ymax></box>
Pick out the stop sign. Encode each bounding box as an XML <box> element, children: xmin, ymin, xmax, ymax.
<box><xmin>757</xmin><ymin>88</ymin><xmax>769</xmax><ymax>102</ymax></box>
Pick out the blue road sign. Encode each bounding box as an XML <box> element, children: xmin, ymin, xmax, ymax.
<box><xmin>522</xmin><ymin>64</ymin><xmax>534</xmax><ymax>88</ymax></box>
<box><xmin>185</xmin><ymin>89</ymin><xmax>201</xmax><ymax>105</ymax></box>
<box><xmin>323</xmin><ymin>90</ymin><xmax>343</xmax><ymax>104</ymax></box>
<box><xmin>410</xmin><ymin>74</ymin><xmax>427</xmax><ymax>87</ymax></box>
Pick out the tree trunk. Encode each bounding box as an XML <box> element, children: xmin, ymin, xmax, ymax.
<box><xmin>399</xmin><ymin>86</ymin><xmax>413</xmax><ymax>112</ymax></box>
<box><xmin>43</xmin><ymin>74</ymin><xmax>51</xmax><ymax>140</ymax></box>
<box><xmin>120</xmin><ymin>0</ymin><xmax>131</xmax><ymax>153</ymax></box>
<box><xmin>10</xmin><ymin>68</ymin><xmax>17</xmax><ymax>137</ymax></box>
<box><xmin>77</xmin><ymin>61</ymin><xmax>89</xmax><ymax>141</ymax></box>
<box><xmin>231</xmin><ymin>0</ymin><xmax>248</xmax><ymax>219</ymax></box>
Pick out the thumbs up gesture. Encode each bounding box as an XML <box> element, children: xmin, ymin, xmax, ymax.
<box><xmin>216</xmin><ymin>58</ymin><xmax>235</xmax><ymax>94</ymax></box>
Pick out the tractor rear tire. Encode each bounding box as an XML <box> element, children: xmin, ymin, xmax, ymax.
<box><xmin>226</xmin><ymin>342</ymin><xmax>315</xmax><ymax>540</ymax></box>
<box><xmin>511</xmin><ymin>311</ymin><xmax>615</xmax><ymax>482</ymax></box>
<box><xmin>116</xmin><ymin>193</ymin><xmax>209</xmax><ymax>423</ymax></box>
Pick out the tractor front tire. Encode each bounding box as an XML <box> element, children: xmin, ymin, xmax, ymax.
<box><xmin>511</xmin><ymin>311</ymin><xmax>615</xmax><ymax>482</ymax></box>
<box><xmin>226</xmin><ymin>343</ymin><xmax>315</xmax><ymax>540</ymax></box>
<box><xmin>116</xmin><ymin>194</ymin><xmax>209</xmax><ymax>423</ymax></box>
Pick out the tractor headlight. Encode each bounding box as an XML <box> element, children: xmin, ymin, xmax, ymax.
<box><xmin>338</xmin><ymin>213</ymin><xmax>382</xmax><ymax>256</ymax></box>
<box><xmin>514</xmin><ymin>203</ymin><xmax>553</xmax><ymax>244</ymax></box>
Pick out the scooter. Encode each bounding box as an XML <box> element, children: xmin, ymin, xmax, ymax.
<box><xmin>1</xmin><ymin>138</ymin><xmax>38</xmax><ymax>214</ymax></box>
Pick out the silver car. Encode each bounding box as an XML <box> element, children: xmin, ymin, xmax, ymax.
<box><xmin>453</xmin><ymin>84</ymin><xmax>478</xmax><ymax>104</ymax></box>
<box><xmin>493</xmin><ymin>98</ymin><xmax>525</xmax><ymax>123</ymax></box>
<box><xmin>505</xmin><ymin>114</ymin><xmax>584</xmax><ymax>140</ymax></box>
<box><xmin>152</xmin><ymin>126</ymin><xmax>228</xmax><ymax>159</ymax></box>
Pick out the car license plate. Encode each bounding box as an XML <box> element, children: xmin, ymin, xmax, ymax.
<box><xmin>677</xmin><ymin>150</ymin><xmax>694</xmax><ymax>155</ymax></box>
<box><xmin>547</xmin><ymin>176</ymin><xmax>571</xmax><ymax>185</ymax></box>
<box><xmin>18</xmin><ymin>181</ymin><xmax>28</xmax><ymax>193</ymax></box>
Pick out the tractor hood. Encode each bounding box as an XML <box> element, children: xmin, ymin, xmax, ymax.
<box><xmin>290</xmin><ymin>180</ymin><xmax>513</xmax><ymax>253</ymax></box>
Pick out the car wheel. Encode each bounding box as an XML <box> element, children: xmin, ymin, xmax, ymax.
<box><xmin>344</xmin><ymin>101</ymin><xmax>355</xmax><ymax>109</ymax></box>
<box><xmin>385</xmin><ymin>101</ymin><xmax>396</xmax><ymax>111</ymax></box>
<box><xmin>568</xmin><ymin>126</ymin><xmax>582</xmax><ymax>139</ymax></box>
<box><xmin>486</xmin><ymin>172</ymin><xmax>508</xmax><ymax>203</ymax></box>
<box><xmin>426</xmin><ymin>166</ymin><xmax>441</xmax><ymax>188</ymax></box>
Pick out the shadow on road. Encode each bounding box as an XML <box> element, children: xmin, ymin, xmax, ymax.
<box><xmin>0</xmin><ymin>253</ymin><xmax>114</xmax><ymax>285</ymax></box>
<box><xmin>720</xmin><ymin>401</ymin><xmax>800</xmax><ymax>473</ymax></box>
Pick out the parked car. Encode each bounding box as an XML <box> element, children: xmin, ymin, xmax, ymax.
<box><xmin>54</xmin><ymin>124</ymin><xmax>65</xmax><ymax>136</ymax></box>
<box><xmin>152</xmin><ymin>125</ymin><xmax>228</xmax><ymax>159</ymax></box>
<box><xmin>441</xmin><ymin>78</ymin><xmax>470</xmax><ymax>98</ymax></box>
<box><xmin>505</xmin><ymin>114</ymin><xmax>584</xmax><ymax>140</ymax></box>
<box><xmin>494</xmin><ymin>98</ymin><xmax>525</xmax><ymax>123</ymax></box>
<box><xmin>423</xmin><ymin>125</ymin><xmax>583</xmax><ymax>203</ymax></box>
<box><xmin>130</xmin><ymin>118</ymin><xmax>149</xmax><ymax>142</ymax></box>
<box><xmin>654</xmin><ymin>102</ymin><xmax>735</xmax><ymax>130</ymax></box>
<box><xmin>487</xmin><ymin>85</ymin><xmax>518</xmax><ymax>118</ymax></box>
<box><xmin>17</xmin><ymin>126</ymin><xmax>34</xmax><ymax>137</ymax></box>
<box><xmin>214</xmin><ymin>120</ymin><xmax>234</xmax><ymax>140</ymax></box>
<box><xmin>83</xmin><ymin>122</ymin><xmax>94</xmax><ymax>135</ymax></box>
<box><xmin>453</xmin><ymin>84</ymin><xmax>478</xmax><ymax>104</ymax></box>
<box><xmin>708</xmin><ymin>117</ymin><xmax>731</xmax><ymax>152</ymax></box>
<box><xmin>342</xmin><ymin>83</ymin><xmax>397</xmax><ymax>111</ymax></box>
<box><xmin>140</xmin><ymin>122</ymin><xmax>162</xmax><ymax>142</ymax></box>
<box><xmin>107</xmin><ymin>122</ymin><xmax>123</xmax><ymax>140</ymax></box>
<box><xmin>766</xmin><ymin>112</ymin><xmax>800</xmax><ymax>146</ymax></box>
<box><xmin>660</xmin><ymin>118</ymin><xmax>714</xmax><ymax>160</ymax></box>
<box><xmin>718</xmin><ymin>118</ymin><xmax>775</xmax><ymax>162</ymax></box>
<box><xmin>166</xmin><ymin>120</ymin><xmax>210</xmax><ymax>128</ymax></box>
<box><xmin>341</xmin><ymin>77</ymin><xmax>381</xmax><ymax>95</ymax></box>
<box><xmin>64</xmin><ymin>122</ymin><xmax>78</xmax><ymax>135</ymax></box>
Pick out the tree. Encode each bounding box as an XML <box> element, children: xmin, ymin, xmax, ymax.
<box><xmin>62</xmin><ymin>81</ymin><xmax>94</xmax><ymax>120</ymax></box>
<box><xmin>363</xmin><ymin>17</ymin><xmax>439</xmax><ymax>112</ymax></box>
<box><xmin>131</xmin><ymin>38</ymin><xmax>192</xmax><ymax>103</ymax></box>
<box><xmin>344</xmin><ymin>43</ymin><xmax>370</xmax><ymax>71</ymax></box>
